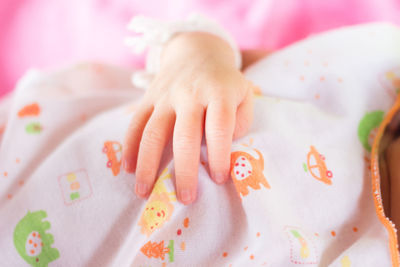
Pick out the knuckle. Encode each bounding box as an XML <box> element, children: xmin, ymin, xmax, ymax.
<box><xmin>207</xmin><ymin>127</ymin><xmax>231</xmax><ymax>141</ymax></box>
<box><xmin>174</xmin><ymin>134</ymin><xmax>198</xmax><ymax>151</ymax></box>
<box><xmin>136</xmin><ymin>166</ymin><xmax>155</xmax><ymax>180</ymax></box>
<box><xmin>175</xmin><ymin>171</ymin><xmax>196</xmax><ymax>183</ymax></box>
<box><xmin>141</xmin><ymin>128</ymin><xmax>164</xmax><ymax>147</ymax></box>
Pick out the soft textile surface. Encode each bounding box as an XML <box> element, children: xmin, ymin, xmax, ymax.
<box><xmin>1</xmin><ymin>0</ymin><xmax>400</xmax><ymax>96</ymax></box>
<box><xmin>1</xmin><ymin>23</ymin><xmax>400</xmax><ymax>266</ymax></box>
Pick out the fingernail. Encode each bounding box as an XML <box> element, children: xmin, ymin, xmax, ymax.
<box><xmin>214</xmin><ymin>172</ymin><xmax>227</xmax><ymax>184</ymax></box>
<box><xmin>123</xmin><ymin>157</ymin><xmax>135</xmax><ymax>173</ymax></box>
<box><xmin>135</xmin><ymin>182</ymin><xmax>149</xmax><ymax>197</ymax></box>
<box><xmin>180</xmin><ymin>189</ymin><xmax>193</xmax><ymax>204</ymax></box>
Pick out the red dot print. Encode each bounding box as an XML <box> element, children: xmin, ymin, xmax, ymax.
<box><xmin>331</xmin><ymin>231</ymin><xmax>336</xmax><ymax>237</ymax></box>
<box><xmin>236</xmin><ymin>171</ymin><xmax>239</xmax><ymax>175</ymax></box>
<box><xmin>241</xmin><ymin>174</ymin><xmax>244</xmax><ymax>177</ymax></box>
<box><xmin>248</xmin><ymin>171</ymin><xmax>252</xmax><ymax>173</ymax></box>
<box><xmin>353</xmin><ymin>227</ymin><xmax>358</xmax><ymax>232</ymax></box>
<box><xmin>177</xmin><ymin>229</ymin><xmax>182</xmax><ymax>235</ymax></box>
<box><xmin>157</xmin><ymin>212</ymin><xmax>161</xmax><ymax>217</ymax></box>
<box><xmin>241</xmin><ymin>164</ymin><xmax>245</xmax><ymax>167</ymax></box>
<box><xmin>241</xmin><ymin>157</ymin><xmax>245</xmax><ymax>160</ymax></box>
<box><xmin>235</xmin><ymin>163</ymin><xmax>239</xmax><ymax>166</ymax></box>
<box><xmin>223</xmin><ymin>252</ymin><xmax>228</xmax><ymax>257</ymax></box>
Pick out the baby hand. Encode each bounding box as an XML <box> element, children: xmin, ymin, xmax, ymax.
<box><xmin>123</xmin><ymin>32</ymin><xmax>256</xmax><ymax>204</ymax></box>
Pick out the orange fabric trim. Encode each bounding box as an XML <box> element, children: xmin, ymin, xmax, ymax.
<box><xmin>371</xmin><ymin>95</ymin><xmax>400</xmax><ymax>267</ymax></box>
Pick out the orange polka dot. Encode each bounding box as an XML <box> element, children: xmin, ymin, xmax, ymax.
<box><xmin>34</xmin><ymin>243</ymin><xmax>37</xmax><ymax>248</ymax></box>
<box><xmin>183</xmin><ymin>217</ymin><xmax>190</xmax><ymax>228</ymax></box>
<box><xmin>38</xmin><ymin>234</ymin><xmax>40</xmax><ymax>238</ymax></box>
<box><xmin>250</xmin><ymin>255</ymin><xmax>255</xmax><ymax>260</ymax></box>
<box><xmin>7</xmin><ymin>194</ymin><xmax>12</xmax><ymax>199</ymax></box>
<box><xmin>314</xmin><ymin>233</ymin><xmax>319</xmax><ymax>237</ymax></box>
<box><xmin>353</xmin><ymin>227</ymin><xmax>358</xmax><ymax>232</ymax></box>
<box><xmin>320</xmin><ymin>76</ymin><xmax>325</xmax><ymax>81</ymax></box>
<box><xmin>315</xmin><ymin>93</ymin><xmax>320</xmax><ymax>99</ymax></box>
<box><xmin>4</xmin><ymin>172</ymin><xmax>8</xmax><ymax>177</ymax></box>
<box><xmin>331</xmin><ymin>231</ymin><xmax>336</xmax><ymax>237</ymax></box>
<box><xmin>300</xmin><ymin>75</ymin><xmax>305</xmax><ymax>81</ymax></box>
<box><xmin>223</xmin><ymin>252</ymin><xmax>228</xmax><ymax>257</ymax></box>
<box><xmin>30</xmin><ymin>250</ymin><xmax>34</xmax><ymax>254</ymax></box>
<box><xmin>244</xmin><ymin>246</ymin><xmax>248</xmax><ymax>251</ymax></box>
<box><xmin>256</xmin><ymin>232</ymin><xmax>261</xmax><ymax>237</ymax></box>
<box><xmin>16</xmin><ymin>158</ymin><xmax>20</xmax><ymax>163</ymax></box>
<box><xmin>29</xmin><ymin>239</ymin><xmax>32</xmax><ymax>244</ymax></box>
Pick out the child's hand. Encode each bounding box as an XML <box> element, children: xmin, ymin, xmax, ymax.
<box><xmin>123</xmin><ymin>32</ymin><xmax>257</xmax><ymax>204</ymax></box>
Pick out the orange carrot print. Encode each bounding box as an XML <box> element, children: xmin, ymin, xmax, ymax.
<box><xmin>141</xmin><ymin>240</ymin><xmax>174</xmax><ymax>262</ymax></box>
<box><xmin>18</xmin><ymin>103</ymin><xmax>40</xmax><ymax>118</ymax></box>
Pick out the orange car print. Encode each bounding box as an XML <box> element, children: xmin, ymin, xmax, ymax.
<box><xmin>102</xmin><ymin>141</ymin><xmax>122</xmax><ymax>176</ymax></box>
<box><xmin>305</xmin><ymin>146</ymin><xmax>332</xmax><ymax>185</ymax></box>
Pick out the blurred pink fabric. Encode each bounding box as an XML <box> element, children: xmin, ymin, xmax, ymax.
<box><xmin>1</xmin><ymin>0</ymin><xmax>400</xmax><ymax>97</ymax></box>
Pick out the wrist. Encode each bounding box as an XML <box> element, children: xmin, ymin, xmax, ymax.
<box><xmin>160</xmin><ymin>32</ymin><xmax>237</xmax><ymax>71</ymax></box>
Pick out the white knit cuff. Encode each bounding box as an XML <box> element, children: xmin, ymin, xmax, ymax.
<box><xmin>125</xmin><ymin>13</ymin><xmax>242</xmax><ymax>89</ymax></box>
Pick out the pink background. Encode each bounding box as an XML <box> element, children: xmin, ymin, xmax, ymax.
<box><xmin>1</xmin><ymin>0</ymin><xmax>400</xmax><ymax>97</ymax></box>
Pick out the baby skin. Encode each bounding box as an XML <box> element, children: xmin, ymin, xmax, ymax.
<box><xmin>122</xmin><ymin>32</ymin><xmax>266</xmax><ymax>205</ymax></box>
<box><xmin>122</xmin><ymin>32</ymin><xmax>400</xmax><ymax>243</ymax></box>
